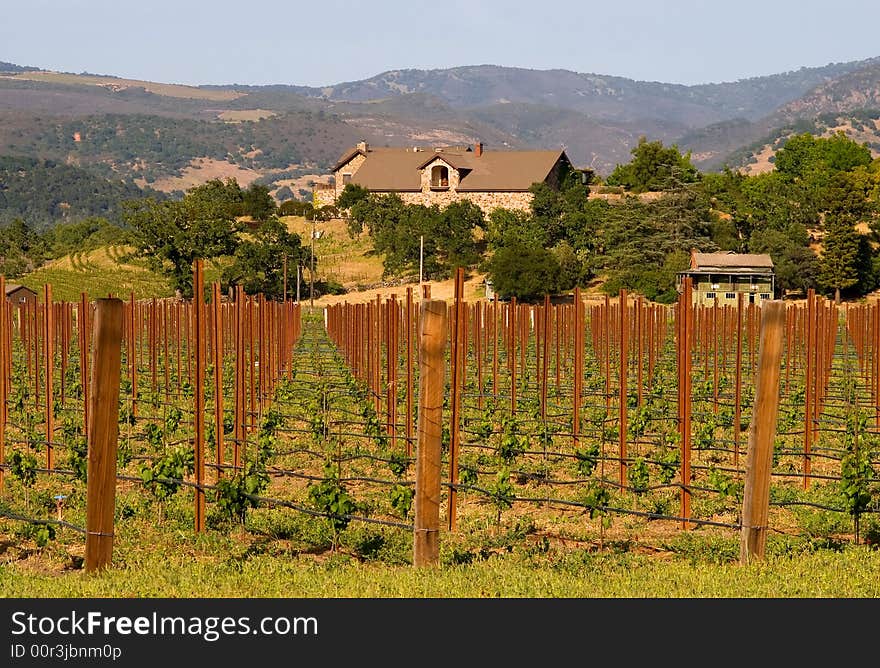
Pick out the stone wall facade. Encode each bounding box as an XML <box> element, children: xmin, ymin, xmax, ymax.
<box><xmin>335</xmin><ymin>153</ymin><xmax>366</xmax><ymax>199</ymax></box>
<box><xmin>397</xmin><ymin>190</ymin><xmax>533</xmax><ymax>215</ymax></box>
<box><xmin>313</xmin><ymin>183</ymin><xmax>336</xmax><ymax>208</ymax></box>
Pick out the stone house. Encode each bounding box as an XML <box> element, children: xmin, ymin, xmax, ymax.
<box><xmin>313</xmin><ymin>141</ymin><xmax>582</xmax><ymax>215</ymax></box>
<box><xmin>676</xmin><ymin>251</ymin><xmax>776</xmax><ymax>306</ymax></box>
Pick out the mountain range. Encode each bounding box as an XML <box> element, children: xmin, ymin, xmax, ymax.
<box><xmin>1</xmin><ymin>56</ymin><xmax>879</xmax><ymax>207</ymax></box>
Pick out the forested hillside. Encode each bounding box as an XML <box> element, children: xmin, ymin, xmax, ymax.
<box><xmin>0</xmin><ymin>155</ymin><xmax>151</xmax><ymax>228</ymax></box>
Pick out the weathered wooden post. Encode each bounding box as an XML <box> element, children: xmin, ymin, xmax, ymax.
<box><xmin>740</xmin><ymin>300</ymin><xmax>785</xmax><ymax>565</ymax></box>
<box><xmin>413</xmin><ymin>299</ymin><xmax>447</xmax><ymax>567</ymax></box>
<box><xmin>84</xmin><ymin>298</ymin><xmax>123</xmax><ymax>573</ymax></box>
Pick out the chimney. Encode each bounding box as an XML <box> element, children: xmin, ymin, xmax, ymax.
<box><xmin>357</xmin><ymin>140</ymin><xmax>368</xmax><ymax>153</ymax></box>
<box><xmin>474</xmin><ymin>141</ymin><xmax>483</xmax><ymax>157</ymax></box>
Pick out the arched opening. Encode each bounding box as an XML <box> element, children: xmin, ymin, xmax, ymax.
<box><xmin>431</xmin><ymin>164</ymin><xmax>449</xmax><ymax>189</ymax></box>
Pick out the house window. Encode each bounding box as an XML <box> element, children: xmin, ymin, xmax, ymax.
<box><xmin>760</xmin><ymin>293</ymin><xmax>770</xmax><ymax>300</ymax></box>
<box><xmin>725</xmin><ymin>293</ymin><xmax>736</xmax><ymax>300</ymax></box>
<box><xmin>342</xmin><ymin>173</ymin><xmax>352</xmax><ymax>185</ymax></box>
<box><xmin>431</xmin><ymin>165</ymin><xmax>449</xmax><ymax>189</ymax></box>
<box><xmin>705</xmin><ymin>292</ymin><xmax>716</xmax><ymax>299</ymax></box>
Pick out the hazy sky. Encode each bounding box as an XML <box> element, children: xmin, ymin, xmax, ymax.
<box><xmin>2</xmin><ymin>0</ymin><xmax>878</xmax><ymax>87</ymax></box>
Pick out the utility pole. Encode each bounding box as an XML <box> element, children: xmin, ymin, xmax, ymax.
<box><xmin>310</xmin><ymin>218</ymin><xmax>315</xmax><ymax>308</ymax></box>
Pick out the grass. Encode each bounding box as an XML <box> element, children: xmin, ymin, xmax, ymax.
<box><xmin>3</xmin><ymin>511</ymin><xmax>879</xmax><ymax>597</ymax></box>
<box><xmin>282</xmin><ymin>215</ymin><xmax>386</xmax><ymax>290</ymax></box>
<box><xmin>18</xmin><ymin>246</ymin><xmax>226</xmax><ymax>301</ymax></box>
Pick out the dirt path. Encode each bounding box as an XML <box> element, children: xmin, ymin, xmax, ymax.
<box><xmin>311</xmin><ymin>272</ymin><xmax>489</xmax><ymax>307</ymax></box>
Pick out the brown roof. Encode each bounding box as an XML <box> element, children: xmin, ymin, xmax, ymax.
<box><xmin>5</xmin><ymin>283</ymin><xmax>36</xmax><ymax>295</ymax></box>
<box><xmin>690</xmin><ymin>252</ymin><xmax>774</xmax><ymax>271</ymax></box>
<box><xmin>335</xmin><ymin>145</ymin><xmax>569</xmax><ymax>192</ymax></box>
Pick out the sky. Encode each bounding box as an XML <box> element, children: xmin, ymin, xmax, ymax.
<box><xmin>2</xmin><ymin>0</ymin><xmax>878</xmax><ymax>88</ymax></box>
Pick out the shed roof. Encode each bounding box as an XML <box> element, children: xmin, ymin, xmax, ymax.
<box><xmin>690</xmin><ymin>252</ymin><xmax>774</xmax><ymax>271</ymax></box>
<box><xmin>5</xmin><ymin>283</ymin><xmax>36</xmax><ymax>295</ymax></box>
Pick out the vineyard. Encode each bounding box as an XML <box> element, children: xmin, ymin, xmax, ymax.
<box><xmin>2</xmin><ymin>265</ymin><xmax>880</xmax><ymax>584</ymax></box>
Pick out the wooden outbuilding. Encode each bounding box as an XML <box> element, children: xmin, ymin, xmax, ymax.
<box><xmin>4</xmin><ymin>283</ymin><xmax>37</xmax><ymax>307</ymax></box>
<box><xmin>676</xmin><ymin>251</ymin><xmax>775</xmax><ymax>306</ymax></box>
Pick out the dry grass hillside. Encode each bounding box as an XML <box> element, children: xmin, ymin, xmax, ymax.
<box><xmin>2</xmin><ymin>71</ymin><xmax>244</xmax><ymax>101</ymax></box>
<box><xmin>282</xmin><ymin>215</ymin><xmax>491</xmax><ymax>305</ymax></box>
<box><xmin>138</xmin><ymin>157</ymin><xmax>263</xmax><ymax>192</ymax></box>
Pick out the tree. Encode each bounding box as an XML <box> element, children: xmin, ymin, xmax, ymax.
<box><xmin>278</xmin><ymin>200</ymin><xmax>314</xmax><ymax>218</ymax></box>
<box><xmin>123</xmin><ymin>184</ymin><xmax>241</xmax><ymax>296</ymax></box>
<box><xmin>242</xmin><ymin>183</ymin><xmax>276</xmax><ymax>222</ymax></box>
<box><xmin>274</xmin><ymin>185</ymin><xmax>295</xmax><ymax>202</ymax></box>
<box><xmin>605</xmin><ymin>137</ymin><xmax>699</xmax><ymax>193</ymax></box>
<box><xmin>819</xmin><ymin>212</ymin><xmax>862</xmax><ymax>304</ymax></box>
<box><xmin>485</xmin><ymin>241</ymin><xmax>561</xmax><ymax>302</ymax></box>
<box><xmin>46</xmin><ymin>217</ymin><xmax>124</xmax><ymax>256</ymax></box>
<box><xmin>815</xmin><ymin>170</ymin><xmax>878</xmax><ymax>302</ymax></box>
<box><xmin>435</xmin><ymin>200</ymin><xmax>483</xmax><ymax>272</ymax></box>
<box><xmin>593</xmin><ymin>189</ymin><xmax>716</xmax><ymax>302</ymax></box>
<box><xmin>485</xmin><ymin>208</ymin><xmax>545</xmax><ymax>250</ymax></box>
<box><xmin>222</xmin><ymin>217</ymin><xmax>312</xmax><ymax>300</ymax></box>
<box><xmin>749</xmin><ymin>225</ymin><xmax>819</xmax><ymax>295</ymax></box>
<box><xmin>0</xmin><ymin>218</ymin><xmax>47</xmax><ymax>277</ymax></box>
<box><xmin>336</xmin><ymin>183</ymin><xmax>370</xmax><ymax>211</ymax></box>
<box><xmin>775</xmin><ymin>132</ymin><xmax>873</xmax><ymax>181</ymax></box>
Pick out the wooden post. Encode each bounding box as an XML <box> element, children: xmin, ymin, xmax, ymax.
<box><xmin>193</xmin><ymin>260</ymin><xmax>206</xmax><ymax>532</ymax></box>
<box><xmin>618</xmin><ymin>289</ymin><xmax>628</xmax><ymax>487</ymax></box>
<box><xmin>448</xmin><ymin>267</ymin><xmax>464</xmax><ymax>531</ymax></box>
<box><xmin>740</xmin><ymin>300</ymin><xmax>785</xmax><ymax>564</ymax></box>
<box><xmin>79</xmin><ymin>293</ymin><xmax>90</xmax><ymax>439</ymax></box>
<box><xmin>0</xmin><ymin>276</ymin><xmax>5</xmax><ymax>492</ymax></box>
<box><xmin>413</xmin><ymin>299</ymin><xmax>447</xmax><ymax>567</ymax></box>
<box><xmin>573</xmin><ymin>287</ymin><xmax>583</xmax><ymax>450</ymax></box>
<box><xmin>804</xmin><ymin>289</ymin><xmax>815</xmax><ymax>489</ymax></box>
<box><xmin>44</xmin><ymin>284</ymin><xmax>54</xmax><ymax>469</ymax></box>
<box><xmin>234</xmin><ymin>285</ymin><xmax>244</xmax><ymax>470</ymax></box>
<box><xmin>679</xmin><ymin>278</ymin><xmax>693</xmax><ymax>528</ymax></box>
<box><xmin>84</xmin><ymin>298</ymin><xmax>123</xmax><ymax>573</ymax></box>
<box><xmin>212</xmin><ymin>282</ymin><xmax>224</xmax><ymax>480</ymax></box>
<box><xmin>541</xmin><ymin>293</ymin><xmax>551</xmax><ymax>425</ymax></box>
<box><xmin>406</xmin><ymin>288</ymin><xmax>414</xmax><ymax>456</ymax></box>
<box><xmin>734</xmin><ymin>293</ymin><xmax>744</xmax><ymax>467</ymax></box>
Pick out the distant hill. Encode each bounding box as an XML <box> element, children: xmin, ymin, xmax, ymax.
<box><xmin>1</xmin><ymin>56</ymin><xmax>880</xmax><ymax>201</ymax></box>
<box><xmin>286</xmin><ymin>60</ymin><xmax>880</xmax><ymax>123</ymax></box>
<box><xmin>680</xmin><ymin>61</ymin><xmax>880</xmax><ymax>171</ymax></box>
<box><xmin>0</xmin><ymin>61</ymin><xmax>40</xmax><ymax>73</ymax></box>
